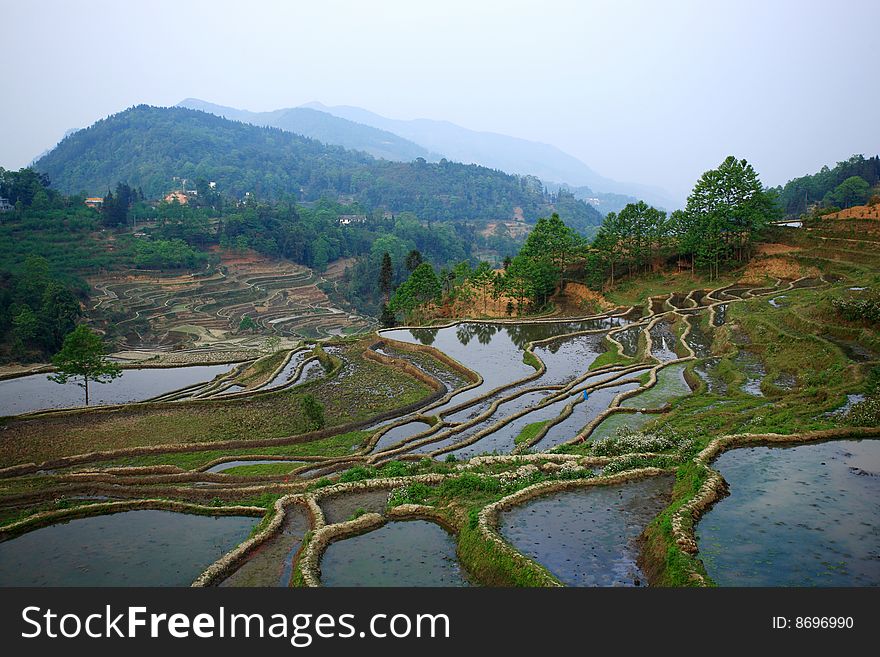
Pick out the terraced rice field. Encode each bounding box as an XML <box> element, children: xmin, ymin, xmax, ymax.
<box><xmin>0</xmin><ymin>219</ymin><xmax>878</xmax><ymax>589</ymax></box>
<box><xmin>89</xmin><ymin>250</ymin><xmax>373</xmax><ymax>351</ymax></box>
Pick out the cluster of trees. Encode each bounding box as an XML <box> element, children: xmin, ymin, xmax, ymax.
<box><xmin>132</xmin><ymin>238</ymin><xmax>208</xmax><ymax>269</ymax></box>
<box><xmin>387</xmin><ymin>156</ymin><xmax>784</xmax><ymax>322</ymax></box>
<box><xmin>0</xmin><ymin>256</ymin><xmax>83</xmax><ymax>361</ymax></box>
<box><xmin>35</xmin><ymin>105</ymin><xmax>603</xmax><ymax>229</ymax></box>
<box><xmin>386</xmin><ymin>213</ymin><xmax>582</xmax><ymax>322</ymax></box>
<box><xmin>774</xmin><ymin>154</ymin><xmax>880</xmax><ymax>216</ymax></box>
<box><xmin>590</xmin><ymin>157</ymin><xmax>779</xmax><ymax>282</ymax></box>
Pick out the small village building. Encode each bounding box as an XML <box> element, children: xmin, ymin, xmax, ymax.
<box><xmin>164</xmin><ymin>191</ymin><xmax>189</xmax><ymax>204</ymax></box>
<box><xmin>84</xmin><ymin>197</ymin><xmax>104</xmax><ymax>209</ymax></box>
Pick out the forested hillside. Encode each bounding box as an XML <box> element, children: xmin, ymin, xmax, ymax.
<box><xmin>35</xmin><ymin>105</ymin><xmax>602</xmax><ymax>230</ymax></box>
<box><xmin>774</xmin><ymin>154</ymin><xmax>880</xmax><ymax>217</ymax></box>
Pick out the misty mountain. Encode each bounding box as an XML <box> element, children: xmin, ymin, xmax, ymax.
<box><xmin>302</xmin><ymin>101</ymin><xmax>678</xmax><ymax>209</ymax></box>
<box><xmin>34</xmin><ymin>105</ymin><xmax>603</xmax><ymax>230</ymax></box>
<box><xmin>178</xmin><ymin>98</ymin><xmax>441</xmax><ymax>163</ymax></box>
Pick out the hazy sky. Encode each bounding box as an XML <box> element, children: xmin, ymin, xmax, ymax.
<box><xmin>3</xmin><ymin>0</ymin><xmax>879</xmax><ymax>198</ymax></box>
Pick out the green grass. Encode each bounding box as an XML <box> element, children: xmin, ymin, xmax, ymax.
<box><xmin>217</xmin><ymin>462</ymin><xmax>303</xmax><ymax>476</ymax></box>
<box><xmin>589</xmin><ymin>338</ymin><xmax>634</xmax><ymax>370</ymax></box>
<box><xmin>233</xmin><ymin>350</ymin><xmax>290</xmax><ymax>388</ymax></box>
<box><xmin>78</xmin><ymin>430</ymin><xmax>371</xmax><ymax>471</ymax></box>
<box><xmin>522</xmin><ymin>350</ymin><xmax>541</xmax><ymax>371</ymax></box>
<box><xmin>514</xmin><ymin>420</ymin><xmax>549</xmax><ymax>446</ymax></box>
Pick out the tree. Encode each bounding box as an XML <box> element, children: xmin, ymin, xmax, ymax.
<box><xmin>11</xmin><ymin>306</ymin><xmax>39</xmax><ymax>354</ymax></box>
<box><xmin>239</xmin><ymin>315</ymin><xmax>257</xmax><ymax>332</ymax></box>
<box><xmin>828</xmin><ymin>176</ymin><xmax>870</xmax><ymax>208</ymax></box>
<box><xmin>48</xmin><ymin>325</ymin><xmax>122</xmax><ymax>405</ymax></box>
<box><xmin>39</xmin><ymin>281</ymin><xmax>82</xmax><ymax>352</ymax></box>
<box><xmin>388</xmin><ymin>262</ymin><xmax>442</xmax><ymax>319</ymax></box>
<box><xmin>301</xmin><ymin>394</ymin><xmax>325</xmax><ymax>430</ymax></box>
<box><xmin>378</xmin><ymin>252</ymin><xmax>393</xmax><ymax>302</ymax></box>
<box><xmin>681</xmin><ymin>156</ymin><xmax>779</xmax><ymax>279</ymax></box>
<box><xmin>404</xmin><ymin>249</ymin><xmax>424</xmax><ymax>272</ymax></box>
<box><xmin>379</xmin><ymin>303</ymin><xmax>397</xmax><ymax>328</ymax></box>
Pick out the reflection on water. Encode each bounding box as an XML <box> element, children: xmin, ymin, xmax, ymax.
<box><xmin>698</xmin><ymin>440</ymin><xmax>880</xmax><ymax>586</ymax></box>
<box><xmin>712</xmin><ymin>304</ymin><xmax>729</xmax><ymax>326</ymax></box>
<box><xmin>649</xmin><ymin>319</ymin><xmax>679</xmax><ymax>362</ymax></box>
<box><xmin>0</xmin><ymin>363</ymin><xmax>237</xmax><ymax>416</ymax></box>
<box><xmin>0</xmin><ymin>510</ymin><xmax>258</xmax><ymax>586</ymax></box>
<box><xmin>499</xmin><ymin>475</ymin><xmax>673</xmax><ymax>586</ymax></box>
<box><xmin>320</xmin><ymin>520</ymin><xmax>471</xmax><ymax>586</ymax></box>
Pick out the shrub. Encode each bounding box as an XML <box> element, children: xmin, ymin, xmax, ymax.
<box><xmin>831</xmin><ymin>293</ymin><xmax>880</xmax><ymax>324</ymax></box>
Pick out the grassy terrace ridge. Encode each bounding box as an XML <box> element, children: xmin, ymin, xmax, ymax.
<box><xmin>85</xmin><ymin>430</ymin><xmax>371</xmax><ymax>471</ymax></box>
<box><xmin>0</xmin><ymin>339</ymin><xmax>437</xmax><ymax>468</ymax></box>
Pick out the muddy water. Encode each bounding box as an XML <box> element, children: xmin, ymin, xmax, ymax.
<box><xmin>535</xmin><ymin>332</ymin><xmax>607</xmax><ymax>385</ymax></box>
<box><xmin>320</xmin><ymin>489</ymin><xmax>391</xmax><ymax>525</ymax></box>
<box><xmin>257</xmin><ymin>350</ymin><xmax>311</xmax><ymax>389</ymax></box>
<box><xmin>534</xmin><ymin>382</ymin><xmax>641</xmax><ymax>450</ymax></box>
<box><xmin>445</xmin><ymin>394</ymin><xmax>572</xmax><ymax>459</ymax></box>
<box><xmin>684</xmin><ymin>317</ymin><xmax>712</xmax><ymax>358</ymax></box>
<box><xmin>382</xmin><ymin>324</ymin><xmax>535</xmax><ymax>411</ymax></box>
<box><xmin>612</xmin><ymin>325</ymin><xmax>642</xmax><ymax>357</ymax></box>
<box><xmin>0</xmin><ymin>510</ymin><xmax>258</xmax><ymax>586</ymax></box>
<box><xmin>693</xmin><ymin>359</ymin><xmax>727</xmax><ymax>395</ymax></box>
<box><xmin>205</xmin><ymin>459</ymin><xmax>303</xmax><ymax>474</ymax></box>
<box><xmin>220</xmin><ymin>505</ymin><xmax>311</xmax><ymax>587</ymax></box>
<box><xmin>382</xmin><ymin>319</ymin><xmax>630</xmax><ymax>413</ymax></box>
<box><xmin>371</xmin><ymin>420</ymin><xmax>435</xmax><ymax>452</ymax></box>
<box><xmin>734</xmin><ymin>349</ymin><xmax>766</xmax><ymax>396</ymax></box>
<box><xmin>649</xmin><ymin>319</ymin><xmax>679</xmax><ymax>362</ymax></box>
<box><xmin>0</xmin><ymin>363</ymin><xmax>237</xmax><ymax>416</ymax></box>
<box><xmin>320</xmin><ymin>520</ymin><xmax>471</xmax><ymax>586</ymax></box>
<box><xmin>697</xmin><ymin>440</ymin><xmax>880</xmax><ymax>586</ymax></box>
<box><xmin>498</xmin><ymin>475</ymin><xmax>674</xmax><ymax>586</ymax></box>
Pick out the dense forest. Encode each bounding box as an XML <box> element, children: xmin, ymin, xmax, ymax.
<box><xmin>34</xmin><ymin>105</ymin><xmax>603</xmax><ymax>231</ymax></box>
<box><xmin>774</xmin><ymin>154</ymin><xmax>880</xmax><ymax>217</ymax></box>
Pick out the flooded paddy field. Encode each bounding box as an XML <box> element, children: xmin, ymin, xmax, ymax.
<box><xmin>697</xmin><ymin>440</ymin><xmax>880</xmax><ymax>587</ymax></box>
<box><xmin>499</xmin><ymin>475</ymin><xmax>674</xmax><ymax>586</ymax></box>
<box><xmin>0</xmin><ymin>363</ymin><xmax>237</xmax><ymax>416</ymax></box>
<box><xmin>319</xmin><ymin>520</ymin><xmax>471</xmax><ymax>587</ymax></box>
<box><xmin>221</xmin><ymin>506</ymin><xmax>311</xmax><ymax>587</ymax></box>
<box><xmin>5</xmin><ymin>266</ymin><xmax>877</xmax><ymax>589</ymax></box>
<box><xmin>0</xmin><ymin>510</ymin><xmax>258</xmax><ymax>586</ymax></box>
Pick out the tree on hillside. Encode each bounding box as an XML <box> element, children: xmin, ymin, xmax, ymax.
<box><xmin>518</xmin><ymin>213</ymin><xmax>583</xmax><ymax>278</ymax></box>
<box><xmin>680</xmin><ymin>156</ymin><xmax>779</xmax><ymax>279</ymax></box>
<box><xmin>827</xmin><ymin>176</ymin><xmax>870</xmax><ymax>209</ymax></box>
<box><xmin>48</xmin><ymin>325</ymin><xmax>122</xmax><ymax>406</ymax></box>
<box><xmin>503</xmin><ymin>257</ymin><xmax>537</xmax><ymax>314</ymax></box>
<box><xmin>388</xmin><ymin>262</ymin><xmax>442</xmax><ymax>319</ymax></box>
<box><xmin>301</xmin><ymin>394</ymin><xmax>325</xmax><ymax>431</ymax></box>
<box><xmin>405</xmin><ymin>249</ymin><xmax>424</xmax><ymax>272</ymax></box>
<box><xmin>378</xmin><ymin>252</ymin><xmax>394</xmax><ymax>303</ymax></box>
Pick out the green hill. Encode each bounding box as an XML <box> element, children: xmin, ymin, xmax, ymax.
<box><xmin>34</xmin><ymin>105</ymin><xmax>602</xmax><ymax>229</ymax></box>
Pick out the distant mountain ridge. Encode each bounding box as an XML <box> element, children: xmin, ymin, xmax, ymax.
<box><xmin>178</xmin><ymin>97</ymin><xmax>677</xmax><ymax>210</ymax></box>
<box><xmin>302</xmin><ymin>101</ymin><xmax>677</xmax><ymax>209</ymax></box>
<box><xmin>177</xmin><ymin>98</ymin><xmax>441</xmax><ymax>163</ymax></box>
<box><xmin>34</xmin><ymin>105</ymin><xmax>603</xmax><ymax>231</ymax></box>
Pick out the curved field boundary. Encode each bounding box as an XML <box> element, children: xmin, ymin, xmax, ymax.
<box><xmin>476</xmin><ymin>466</ymin><xmax>672</xmax><ymax>587</ymax></box>
<box><xmin>0</xmin><ymin>498</ymin><xmax>265</xmax><ymax>542</ymax></box>
<box><xmin>650</xmin><ymin>427</ymin><xmax>880</xmax><ymax>586</ymax></box>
